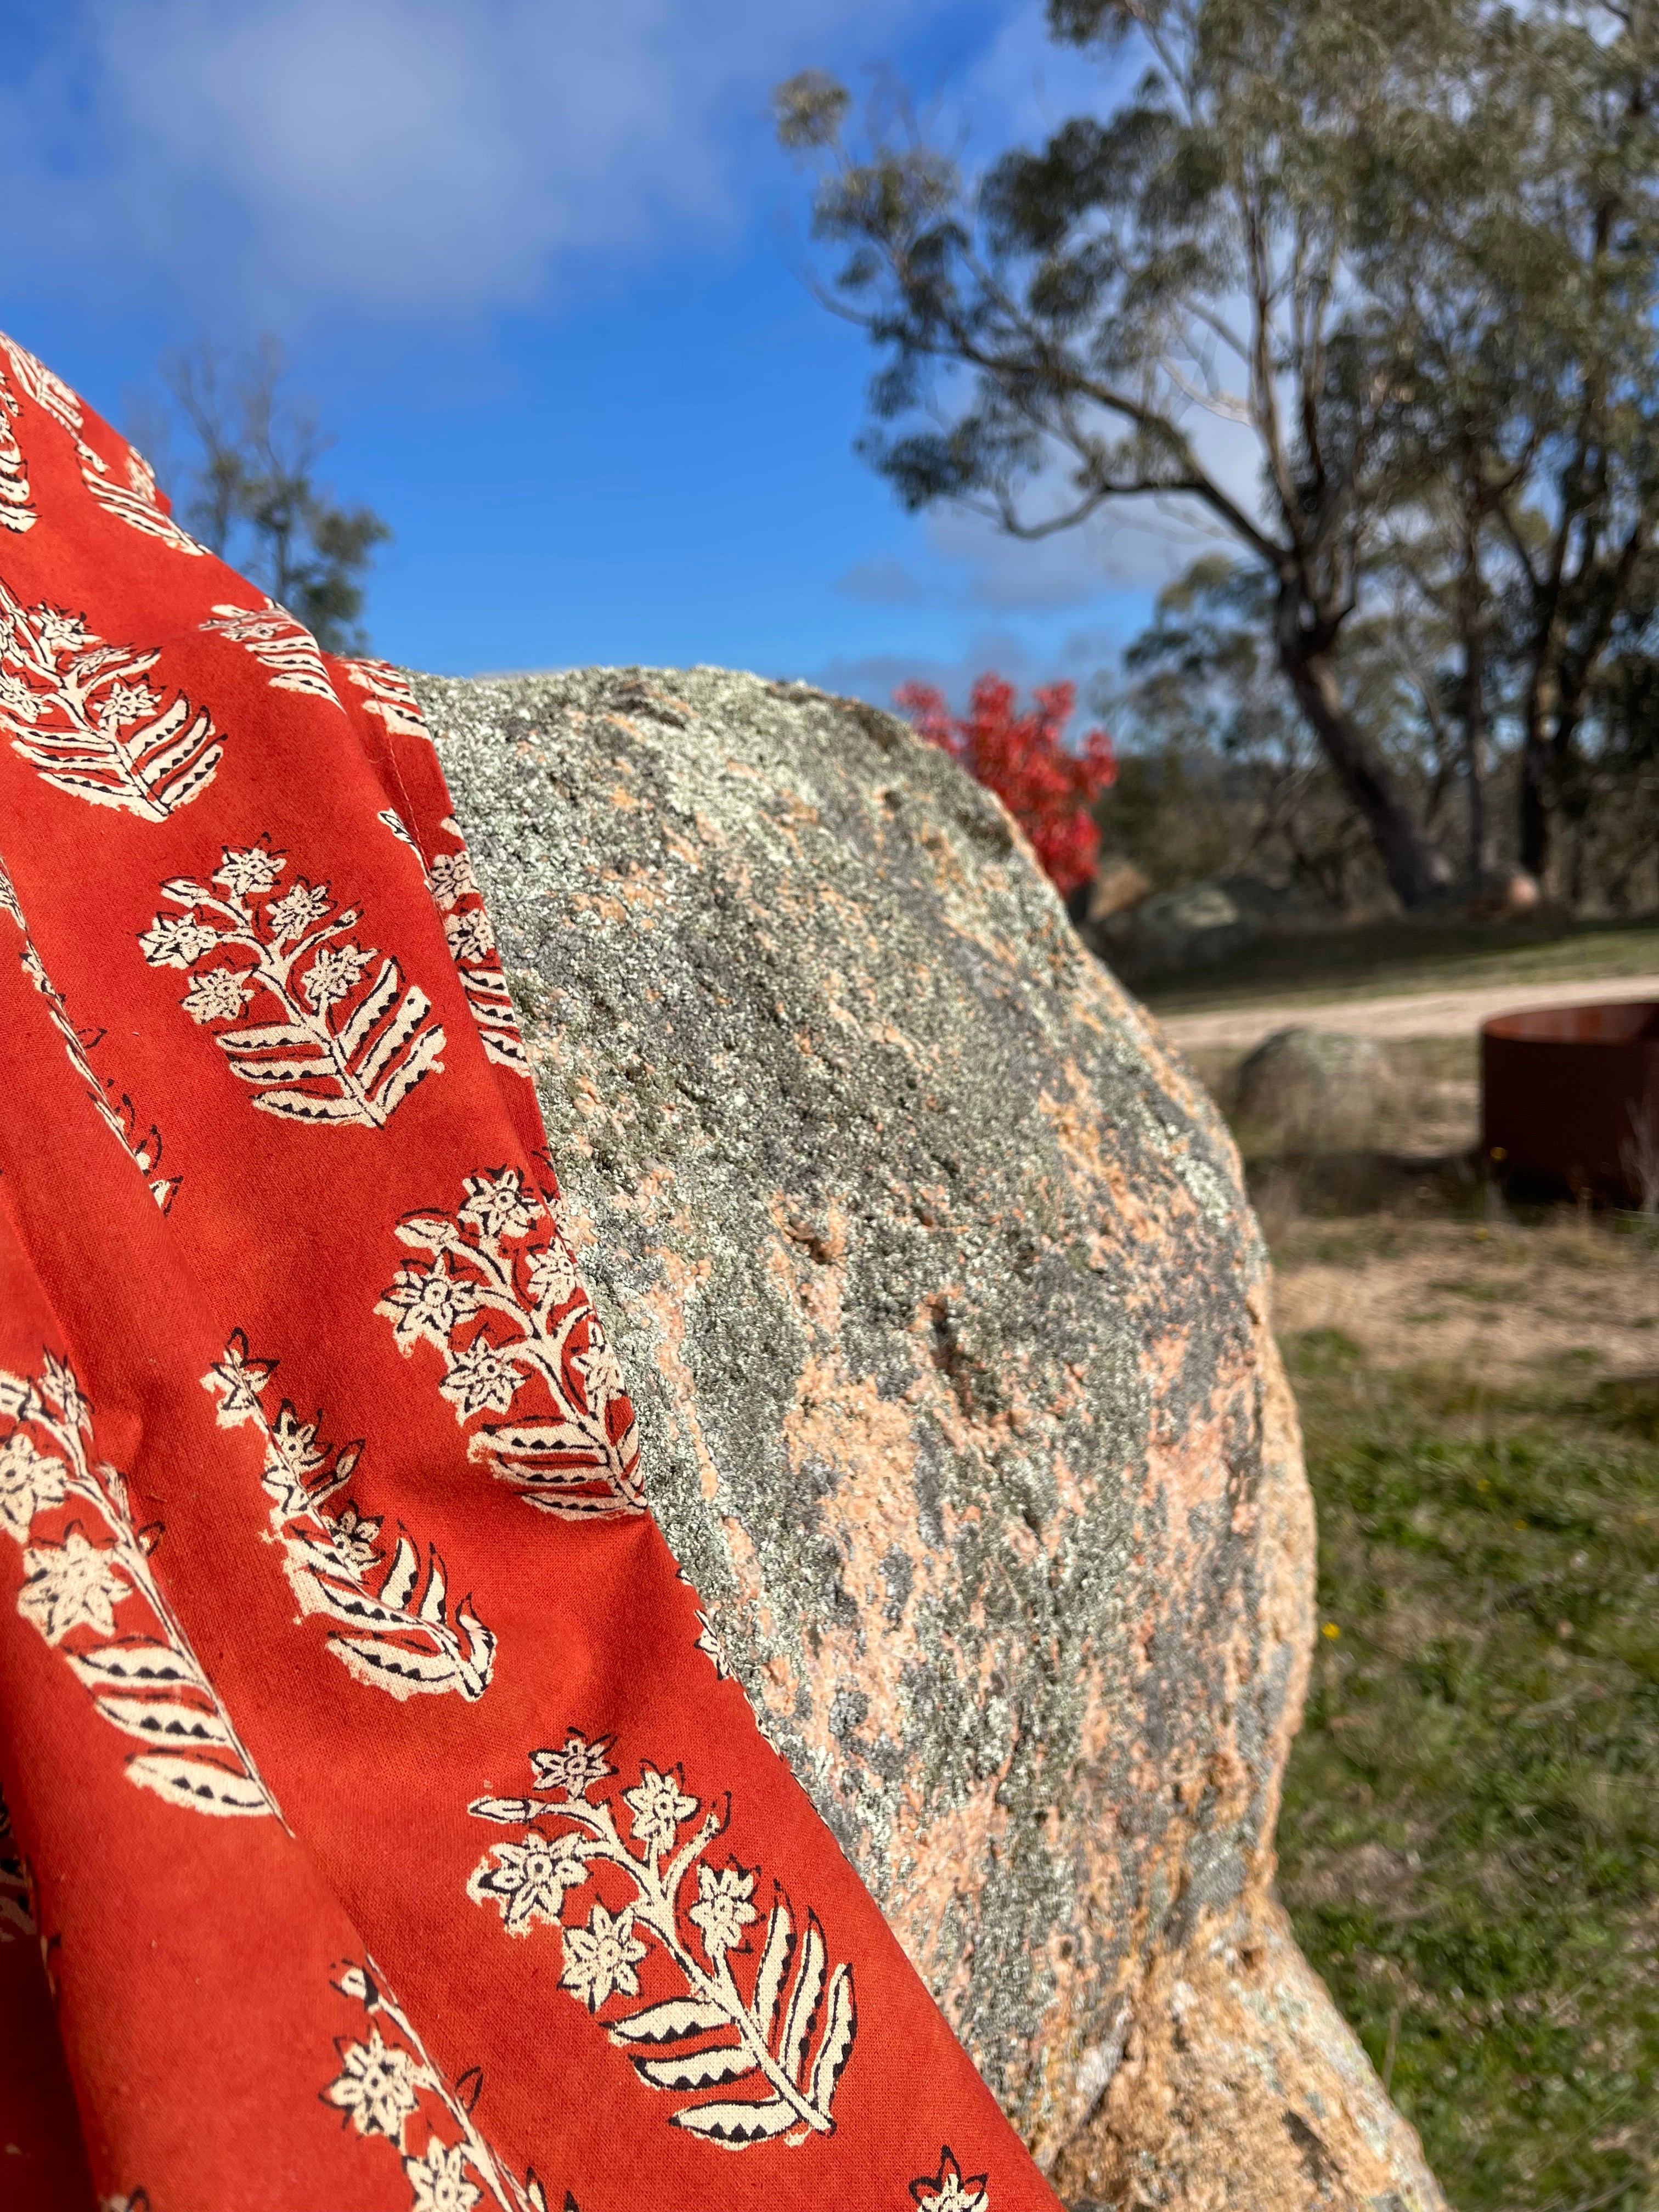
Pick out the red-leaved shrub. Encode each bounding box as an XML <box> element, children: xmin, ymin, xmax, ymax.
<box><xmin>895</xmin><ymin>673</ymin><xmax>1116</xmax><ymax>899</ymax></box>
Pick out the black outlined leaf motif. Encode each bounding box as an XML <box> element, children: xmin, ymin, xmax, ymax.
<box><xmin>1</xmin><ymin>331</ymin><xmax>204</xmax><ymax>557</ymax></box>
<box><xmin>201</xmin><ymin>599</ymin><xmax>342</xmax><ymax>704</ymax></box>
<box><xmin>203</xmin><ymin>1331</ymin><xmax>494</xmax><ymax>1702</ymax></box>
<box><xmin>0</xmin><ymin>1353</ymin><xmax>275</xmax><ymax>1818</ymax></box>
<box><xmin>0</xmin><ymin>854</ymin><xmax>178</xmax><ymax>1210</ymax></box>
<box><xmin>427</xmin><ymin>813</ymin><xmax>531</xmax><ymax>1076</ymax></box>
<box><xmin>139</xmin><ymin>837</ymin><xmax>446</xmax><ymax>1126</ymax></box>
<box><xmin>341</xmin><ymin>655</ymin><xmax>428</xmax><ymax>738</ymax></box>
<box><xmin>0</xmin><ymin>360</ymin><xmax>30</xmax><ymax>533</ymax></box>
<box><xmin>376</xmin><ymin>1168</ymin><xmax>643</xmax><ymax>1518</ymax></box>
<box><xmin>0</xmin><ymin>578</ymin><xmax>223</xmax><ymax>819</ymax></box>
<box><xmin>325</xmin><ymin>1957</ymin><xmax>554</xmax><ymax>2212</ymax></box>
<box><xmin>909</xmin><ymin>2148</ymin><xmax>991</xmax><ymax>2210</ymax></box>
<box><xmin>467</xmin><ymin>1734</ymin><xmax>857</xmax><ymax>2147</ymax></box>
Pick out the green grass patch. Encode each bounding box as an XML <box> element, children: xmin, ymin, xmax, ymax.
<box><xmin>1277</xmin><ymin>1334</ymin><xmax>1659</xmax><ymax>2210</ymax></box>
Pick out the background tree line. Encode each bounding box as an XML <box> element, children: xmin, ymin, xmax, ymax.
<box><xmin>778</xmin><ymin>0</ymin><xmax>1659</xmax><ymax>916</ymax></box>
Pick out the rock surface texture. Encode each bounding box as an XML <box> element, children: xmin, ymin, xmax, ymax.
<box><xmin>415</xmin><ymin>665</ymin><xmax>1446</xmax><ymax>2212</ymax></box>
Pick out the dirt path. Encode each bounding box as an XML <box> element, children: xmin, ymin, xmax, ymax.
<box><xmin>1158</xmin><ymin>970</ymin><xmax>1659</xmax><ymax>1053</ymax></box>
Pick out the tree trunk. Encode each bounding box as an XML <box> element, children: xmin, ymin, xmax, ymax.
<box><xmin>1277</xmin><ymin>624</ymin><xmax>1454</xmax><ymax>911</ymax></box>
<box><xmin>1456</xmin><ymin>537</ymin><xmax>1490</xmax><ymax>889</ymax></box>
<box><xmin>1519</xmin><ymin>728</ymin><xmax>1551</xmax><ymax>883</ymax></box>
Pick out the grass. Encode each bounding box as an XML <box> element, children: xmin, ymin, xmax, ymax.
<box><xmin>1277</xmin><ymin>1330</ymin><xmax>1659</xmax><ymax>2211</ymax></box>
<box><xmin>1139</xmin><ymin>911</ymin><xmax>1659</xmax><ymax>1015</ymax></box>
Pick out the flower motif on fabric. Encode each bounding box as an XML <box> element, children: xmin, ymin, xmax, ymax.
<box><xmin>467</xmin><ymin>1733</ymin><xmax>858</xmax><ymax>2148</ymax></box>
<box><xmin>405</xmin><ymin>2137</ymin><xmax>483</xmax><ymax>2212</ymax></box>
<box><xmin>325</xmin><ymin>2027</ymin><xmax>422</xmax><ymax>2140</ymax></box>
<box><xmin>138</xmin><ymin>837</ymin><xmax>446</xmax><ymax>1126</ymax></box>
<box><xmin>200</xmin><ymin>599</ymin><xmax>342</xmax><ymax>704</ymax></box>
<box><xmin>325</xmin><ymin>1958</ymin><xmax>561</xmax><ymax>2212</ymax></box>
<box><xmin>1</xmin><ymin>331</ymin><xmax>204</xmax><ymax>556</ymax></box>
<box><xmin>909</xmin><ymin>2148</ymin><xmax>991</xmax><ymax>2210</ymax></box>
<box><xmin>0</xmin><ymin>1353</ymin><xmax>275</xmax><ymax>1818</ymax></box>
<box><xmin>0</xmin><ymin>576</ymin><xmax>223</xmax><ymax>819</ymax></box>
<box><xmin>427</xmin><ymin>814</ymin><xmax>530</xmax><ymax>1077</ymax></box>
<box><xmin>376</xmin><ymin>1168</ymin><xmax>643</xmax><ymax>1519</ymax></box>
<box><xmin>203</xmin><ymin>1331</ymin><xmax>494</xmax><ymax>1702</ymax></box>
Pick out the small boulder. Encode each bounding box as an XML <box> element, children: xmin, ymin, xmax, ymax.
<box><xmin>1085</xmin><ymin>857</ymin><xmax>1153</xmax><ymax>924</ymax></box>
<box><xmin>1093</xmin><ymin>872</ymin><xmax>1334</xmax><ymax>983</ymax></box>
<box><xmin>1234</xmin><ymin>1026</ymin><xmax>1400</xmax><ymax>1149</ymax></box>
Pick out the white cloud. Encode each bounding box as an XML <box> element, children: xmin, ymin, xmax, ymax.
<box><xmin>0</xmin><ymin>0</ymin><xmax>946</xmax><ymax>317</ymax></box>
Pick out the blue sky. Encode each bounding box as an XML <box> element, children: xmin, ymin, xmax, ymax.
<box><xmin>0</xmin><ymin>0</ymin><xmax>1202</xmax><ymax>712</ymax></box>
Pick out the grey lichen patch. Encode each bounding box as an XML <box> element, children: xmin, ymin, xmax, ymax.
<box><xmin>413</xmin><ymin>665</ymin><xmax>1434</xmax><ymax>2204</ymax></box>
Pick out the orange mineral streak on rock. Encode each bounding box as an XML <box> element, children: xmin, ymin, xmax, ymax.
<box><xmin>426</xmin><ymin>665</ymin><xmax>1445</xmax><ymax>2210</ymax></box>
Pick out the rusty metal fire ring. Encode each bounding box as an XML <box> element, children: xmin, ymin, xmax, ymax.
<box><xmin>1482</xmin><ymin>1000</ymin><xmax>1659</xmax><ymax>1203</ymax></box>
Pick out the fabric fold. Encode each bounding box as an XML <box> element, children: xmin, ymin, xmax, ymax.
<box><xmin>0</xmin><ymin>332</ymin><xmax>1063</xmax><ymax>2212</ymax></box>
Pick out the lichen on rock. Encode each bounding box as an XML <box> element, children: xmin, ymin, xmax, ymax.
<box><xmin>414</xmin><ymin>663</ymin><xmax>1445</xmax><ymax>2210</ymax></box>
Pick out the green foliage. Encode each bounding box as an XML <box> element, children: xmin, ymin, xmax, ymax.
<box><xmin>778</xmin><ymin>2</ymin><xmax>1659</xmax><ymax>910</ymax></box>
<box><xmin>1280</xmin><ymin>1340</ymin><xmax>1659</xmax><ymax>2208</ymax></box>
<box><xmin>159</xmin><ymin>338</ymin><xmax>390</xmax><ymax>654</ymax></box>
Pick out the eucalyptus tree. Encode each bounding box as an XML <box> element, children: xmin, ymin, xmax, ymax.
<box><xmin>161</xmin><ymin>338</ymin><xmax>391</xmax><ymax>654</ymax></box>
<box><xmin>777</xmin><ymin>0</ymin><xmax>1465</xmax><ymax>906</ymax></box>
<box><xmin>777</xmin><ymin>0</ymin><xmax>1659</xmax><ymax>904</ymax></box>
<box><xmin>1354</xmin><ymin>1</ymin><xmax>1659</xmax><ymax>885</ymax></box>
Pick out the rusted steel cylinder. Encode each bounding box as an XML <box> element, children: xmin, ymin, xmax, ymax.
<box><xmin>1482</xmin><ymin>1000</ymin><xmax>1659</xmax><ymax>1202</ymax></box>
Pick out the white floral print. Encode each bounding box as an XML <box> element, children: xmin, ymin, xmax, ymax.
<box><xmin>426</xmin><ymin>815</ymin><xmax>531</xmax><ymax>1077</ymax></box>
<box><xmin>0</xmin><ymin>1354</ymin><xmax>275</xmax><ymax>1817</ymax></box>
<box><xmin>0</xmin><ymin>575</ymin><xmax>223</xmax><ymax>817</ymax></box>
<box><xmin>341</xmin><ymin>655</ymin><xmax>428</xmax><ymax>738</ymax></box>
<box><xmin>0</xmin><ymin>1427</ymin><xmax>64</xmax><ymax>1541</ymax></box>
<box><xmin>472</xmin><ymin>1833</ymin><xmax>593</xmax><ymax>1935</ymax></box>
<box><xmin>909</xmin><ymin>2147</ymin><xmax>991</xmax><ymax>2211</ymax></box>
<box><xmin>204</xmin><ymin>1331</ymin><xmax>494</xmax><ymax>1703</ymax></box>
<box><xmin>560</xmin><ymin>1901</ymin><xmax>647</xmax><ymax>2012</ymax></box>
<box><xmin>468</xmin><ymin>1733</ymin><xmax>857</xmax><ymax>2147</ymax></box>
<box><xmin>405</xmin><ymin>2136</ymin><xmax>483</xmax><ymax>2212</ymax></box>
<box><xmin>139</xmin><ymin>837</ymin><xmax>445</xmax><ymax>1127</ymax></box>
<box><xmin>624</xmin><ymin>1763</ymin><xmax>698</xmax><ymax>1857</ymax></box>
<box><xmin>1</xmin><ymin>331</ymin><xmax>205</xmax><ymax>556</ymax></box>
<box><xmin>437</xmin><ymin>1339</ymin><xmax>521</xmax><ymax>1420</ymax></box>
<box><xmin>1</xmin><ymin>857</ymin><xmax>178</xmax><ymax>1209</ymax></box>
<box><xmin>0</xmin><ymin>360</ymin><xmax>30</xmax><ymax>533</ymax></box>
<box><xmin>377</xmin><ymin>1169</ymin><xmax>642</xmax><ymax>1519</ymax></box>
<box><xmin>531</xmin><ymin>1731</ymin><xmax>615</xmax><ymax>1798</ymax></box>
<box><xmin>689</xmin><ymin>1863</ymin><xmax>759</xmax><ymax>1959</ymax></box>
<box><xmin>181</xmin><ymin>966</ymin><xmax>254</xmax><ymax>1025</ymax></box>
<box><xmin>325</xmin><ymin>2027</ymin><xmax>423</xmax><ymax>2138</ymax></box>
<box><xmin>267</xmin><ymin>879</ymin><xmax>333</xmax><ymax>943</ymax></box>
<box><xmin>201</xmin><ymin>599</ymin><xmax>341</xmax><ymax>703</ymax></box>
<box><xmin>326</xmin><ymin>1960</ymin><xmax>548</xmax><ymax>2212</ymax></box>
<box><xmin>18</xmin><ymin>1529</ymin><xmax>128</xmax><ymax>1644</ymax></box>
<box><xmin>302</xmin><ymin>939</ymin><xmax>373</xmax><ymax>1009</ymax></box>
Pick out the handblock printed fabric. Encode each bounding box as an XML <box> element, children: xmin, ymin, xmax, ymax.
<box><xmin>0</xmin><ymin>336</ymin><xmax>1066</xmax><ymax>2211</ymax></box>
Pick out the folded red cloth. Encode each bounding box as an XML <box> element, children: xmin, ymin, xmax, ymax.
<box><xmin>0</xmin><ymin>334</ymin><xmax>1063</xmax><ymax>2212</ymax></box>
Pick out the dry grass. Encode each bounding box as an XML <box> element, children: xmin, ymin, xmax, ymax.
<box><xmin>1141</xmin><ymin>911</ymin><xmax>1659</xmax><ymax>1015</ymax></box>
<box><xmin>1222</xmin><ymin>1040</ymin><xmax>1659</xmax><ymax>2209</ymax></box>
